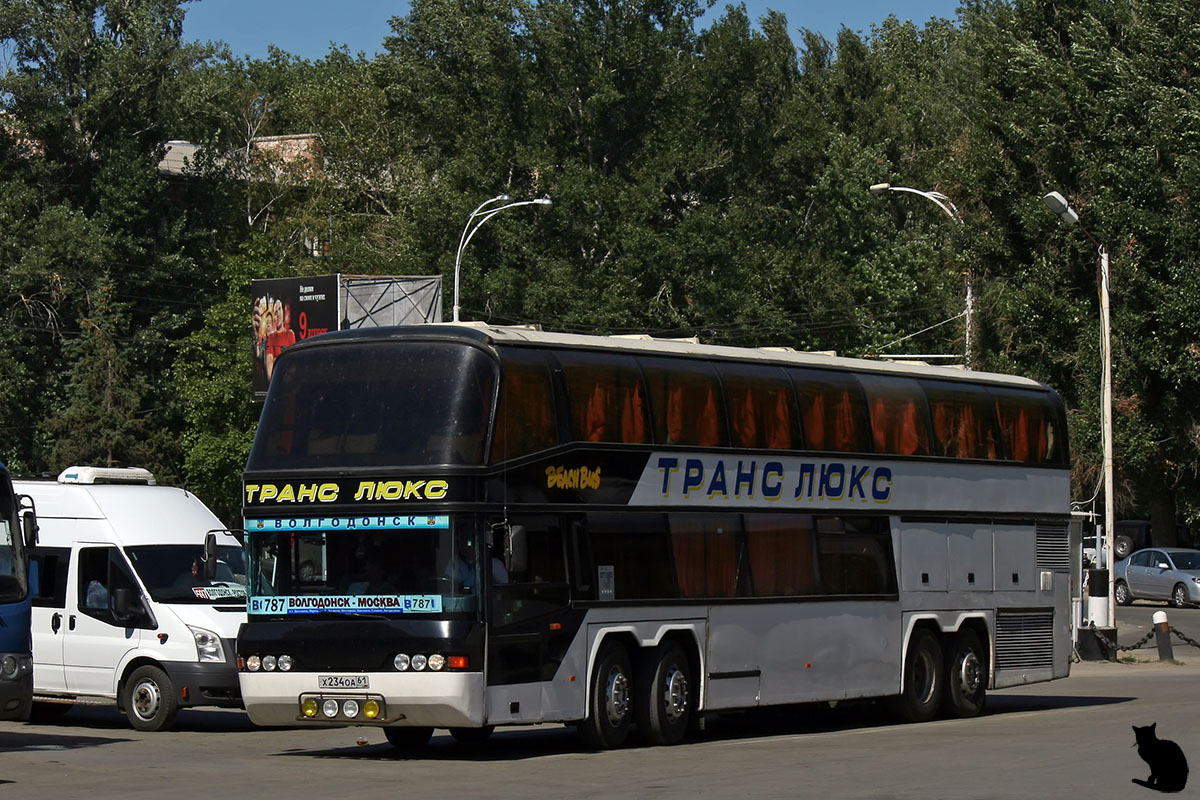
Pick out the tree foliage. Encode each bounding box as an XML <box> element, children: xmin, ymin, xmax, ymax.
<box><xmin>3</xmin><ymin>0</ymin><xmax>1200</xmax><ymax>531</ymax></box>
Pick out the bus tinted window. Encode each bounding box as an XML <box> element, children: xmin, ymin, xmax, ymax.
<box><xmin>816</xmin><ymin>518</ymin><xmax>896</xmax><ymax>595</ymax></box>
<box><xmin>744</xmin><ymin>514</ymin><xmax>816</xmax><ymax>597</ymax></box>
<box><xmin>858</xmin><ymin>374</ymin><xmax>932</xmax><ymax>456</ymax></box>
<box><xmin>668</xmin><ymin>514</ymin><xmax>744</xmax><ymax>598</ymax></box>
<box><xmin>249</xmin><ymin>342</ymin><xmax>497</xmax><ymax>469</ymax></box>
<box><xmin>921</xmin><ymin>380</ymin><xmax>1000</xmax><ymax>460</ymax></box>
<box><xmin>717</xmin><ymin>363</ymin><xmax>797</xmax><ymax>449</ymax></box>
<box><xmin>587</xmin><ymin>513</ymin><xmax>677</xmax><ymax>600</ymax></box>
<box><xmin>491</xmin><ymin>349</ymin><xmax>558</xmax><ymax>463</ymax></box>
<box><xmin>557</xmin><ymin>351</ymin><xmax>649</xmax><ymax>444</ymax></box>
<box><xmin>791</xmin><ymin>369</ymin><xmax>870</xmax><ymax>453</ymax></box>
<box><xmin>993</xmin><ymin>388</ymin><xmax>1067</xmax><ymax>465</ymax></box>
<box><xmin>640</xmin><ymin>358</ymin><xmax>727</xmax><ymax>447</ymax></box>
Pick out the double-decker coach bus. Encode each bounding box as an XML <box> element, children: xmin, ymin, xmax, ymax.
<box><xmin>237</xmin><ymin>323</ymin><xmax>1072</xmax><ymax>750</ymax></box>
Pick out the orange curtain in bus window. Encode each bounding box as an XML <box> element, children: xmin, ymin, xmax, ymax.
<box><xmin>670</xmin><ymin>524</ymin><xmax>706</xmax><ymax>598</ymax></box>
<box><xmin>491</xmin><ymin>367</ymin><xmax>553</xmax><ymax>463</ymax></box>
<box><xmin>766</xmin><ymin>387</ymin><xmax>793</xmax><ymax>449</ymax></box>
<box><xmin>730</xmin><ymin>387</ymin><xmax>757</xmax><ymax>448</ymax></box>
<box><xmin>999</xmin><ymin>404</ymin><xmax>1048</xmax><ymax>463</ymax></box>
<box><xmin>747</xmin><ymin>522</ymin><xmax>813</xmax><ymax>596</ymax></box>
<box><xmin>620</xmin><ymin>380</ymin><xmax>647</xmax><ymax>443</ymax></box>
<box><xmin>801</xmin><ymin>391</ymin><xmax>826</xmax><ymax>450</ymax></box>
<box><xmin>582</xmin><ymin>382</ymin><xmax>613</xmax><ymax>442</ymax></box>
<box><xmin>871</xmin><ymin>395</ymin><xmax>926</xmax><ymax>455</ymax></box>
<box><xmin>706</xmin><ymin>528</ymin><xmax>736</xmax><ymax>597</ymax></box>
<box><xmin>832</xmin><ymin>390</ymin><xmax>861</xmax><ymax>451</ymax></box>
<box><xmin>696</xmin><ymin>384</ymin><xmax>720</xmax><ymax>446</ymax></box>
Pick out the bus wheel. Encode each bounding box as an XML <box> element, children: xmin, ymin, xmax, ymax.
<box><xmin>449</xmin><ymin>725</ymin><xmax>494</xmax><ymax>746</ymax></box>
<box><xmin>29</xmin><ymin>701</ymin><xmax>72</xmax><ymax>724</ymax></box>
<box><xmin>579</xmin><ymin>641</ymin><xmax>633</xmax><ymax>750</ymax></box>
<box><xmin>887</xmin><ymin>628</ymin><xmax>943</xmax><ymax>723</ymax></box>
<box><xmin>635</xmin><ymin>641</ymin><xmax>692</xmax><ymax>746</ymax></box>
<box><xmin>384</xmin><ymin>726</ymin><xmax>434</xmax><ymax>752</ymax></box>
<box><xmin>942</xmin><ymin>628</ymin><xmax>986</xmax><ymax>718</ymax></box>
<box><xmin>123</xmin><ymin>665</ymin><xmax>179</xmax><ymax>732</ymax></box>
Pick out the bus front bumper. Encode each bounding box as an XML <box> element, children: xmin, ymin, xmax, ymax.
<box><xmin>238</xmin><ymin>670</ymin><xmax>485</xmax><ymax>728</ymax></box>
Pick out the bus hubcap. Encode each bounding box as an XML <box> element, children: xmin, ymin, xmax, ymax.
<box><xmin>605</xmin><ymin>666</ymin><xmax>630</xmax><ymax>725</ymax></box>
<box><xmin>956</xmin><ymin>650</ymin><xmax>981</xmax><ymax>696</ymax></box>
<box><xmin>132</xmin><ymin>679</ymin><xmax>161</xmax><ymax>720</ymax></box>
<box><xmin>663</xmin><ymin>667</ymin><xmax>688</xmax><ymax>723</ymax></box>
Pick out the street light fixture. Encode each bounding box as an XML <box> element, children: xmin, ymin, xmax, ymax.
<box><xmin>869</xmin><ymin>183</ymin><xmax>974</xmax><ymax>366</ymax></box>
<box><xmin>1041</xmin><ymin>190</ymin><xmax>1114</xmax><ymax>630</ymax></box>
<box><xmin>453</xmin><ymin>195</ymin><xmax>552</xmax><ymax>323</ymax></box>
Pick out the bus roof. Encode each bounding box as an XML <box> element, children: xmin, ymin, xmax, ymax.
<box><xmin>284</xmin><ymin>323</ymin><xmax>1052</xmax><ymax>392</ymax></box>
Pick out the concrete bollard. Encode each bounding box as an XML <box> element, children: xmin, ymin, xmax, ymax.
<box><xmin>1153</xmin><ymin>610</ymin><xmax>1174</xmax><ymax>662</ymax></box>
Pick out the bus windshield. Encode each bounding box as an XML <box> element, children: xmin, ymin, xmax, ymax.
<box><xmin>125</xmin><ymin>545</ymin><xmax>248</xmax><ymax>604</ymax></box>
<box><xmin>0</xmin><ymin>480</ymin><xmax>27</xmax><ymax>603</ymax></box>
<box><xmin>248</xmin><ymin>341</ymin><xmax>497</xmax><ymax>470</ymax></box>
<box><xmin>245</xmin><ymin>516</ymin><xmax>494</xmax><ymax>619</ymax></box>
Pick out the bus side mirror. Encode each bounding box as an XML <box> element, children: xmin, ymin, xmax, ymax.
<box><xmin>505</xmin><ymin>525</ymin><xmax>528</xmax><ymax>575</ymax></box>
<box><xmin>18</xmin><ymin>495</ymin><xmax>37</xmax><ymax>547</ymax></box>
<box><xmin>203</xmin><ymin>531</ymin><xmax>219</xmax><ymax>580</ymax></box>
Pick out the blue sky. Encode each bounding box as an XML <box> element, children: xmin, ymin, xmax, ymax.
<box><xmin>182</xmin><ymin>1</ymin><xmax>963</xmax><ymax>62</ymax></box>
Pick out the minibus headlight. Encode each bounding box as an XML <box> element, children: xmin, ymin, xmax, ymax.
<box><xmin>428</xmin><ymin>654</ymin><xmax>445</xmax><ymax>671</ymax></box>
<box><xmin>246</xmin><ymin>655</ymin><xmax>262</xmax><ymax>672</ymax></box>
<box><xmin>188</xmin><ymin>626</ymin><xmax>225</xmax><ymax>663</ymax></box>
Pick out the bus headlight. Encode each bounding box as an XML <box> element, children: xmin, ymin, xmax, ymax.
<box><xmin>322</xmin><ymin>699</ymin><xmax>339</xmax><ymax>718</ymax></box>
<box><xmin>1</xmin><ymin>656</ymin><xmax>15</xmax><ymax>677</ymax></box>
<box><xmin>342</xmin><ymin>699</ymin><xmax>360</xmax><ymax>718</ymax></box>
<box><xmin>394</xmin><ymin>653</ymin><xmax>410</xmax><ymax>671</ymax></box>
<box><xmin>302</xmin><ymin>698</ymin><xmax>319</xmax><ymax>717</ymax></box>
<box><xmin>188</xmin><ymin>626</ymin><xmax>225</xmax><ymax>663</ymax></box>
<box><xmin>262</xmin><ymin>655</ymin><xmax>277</xmax><ymax>672</ymax></box>
<box><xmin>246</xmin><ymin>655</ymin><xmax>262</xmax><ymax>672</ymax></box>
<box><xmin>363</xmin><ymin>700</ymin><xmax>381</xmax><ymax>719</ymax></box>
<box><xmin>278</xmin><ymin>654</ymin><xmax>294</xmax><ymax>671</ymax></box>
<box><xmin>428</xmin><ymin>654</ymin><xmax>445</xmax><ymax>671</ymax></box>
<box><xmin>411</xmin><ymin>654</ymin><xmax>427</xmax><ymax>671</ymax></box>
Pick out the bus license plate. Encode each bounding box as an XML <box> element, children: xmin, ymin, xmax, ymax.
<box><xmin>319</xmin><ymin>675</ymin><xmax>369</xmax><ymax>689</ymax></box>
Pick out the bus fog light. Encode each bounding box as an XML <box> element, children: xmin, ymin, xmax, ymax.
<box><xmin>364</xmin><ymin>700</ymin><xmax>381</xmax><ymax>719</ymax></box>
<box><xmin>278</xmin><ymin>654</ymin><xmax>294</xmax><ymax>671</ymax></box>
<box><xmin>428</xmin><ymin>654</ymin><xmax>445</xmax><ymax>671</ymax></box>
<box><xmin>322</xmin><ymin>699</ymin><xmax>339</xmax><ymax>718</ymax></box>
<box><xmin>394</xmin><ymin>653</ymin><xmax>410</xmax><ymax>671</ymax></box>
<box><xmin>302</xmin><ymin>698</ymin><xmax>319</xmax><ymax>717</ymax></box>
<box><xmin>1</xmin><ymin>656</ymin><xmax>16</xmax><ymax>676</ymax></box>
<box><xmin>246</xmin><ymin>655</ymin><xmax>262</xmax><ymax>672</ymax></box>
<box><xmin>412</xmin><ymin>654</ymin><xmax>427</xmax><ymax>671</ymax></box>
<box><xmin>342</xmin><ymin>699</ymin><xmax>360</xmax><ymax>718</ymax></box>
<box><xmin>263</xmin><ymin>655</ymin><xmax>277</xmax><ymax>672</ymax></box>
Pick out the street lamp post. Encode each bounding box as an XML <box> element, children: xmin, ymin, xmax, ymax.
<box><xmin>453</xmin><ymin>195</ymin><xmax>553</xmax><ymax>323</ymax></box>
<box><xmin>869</xmin><ymin>183</ymin><xmax>973</xmax><ymax>366</ymax></box>
<box><xmin>1042</xmin><ymin>190</ymin><xmax>1114</xmax><ymax>630</ymax></box>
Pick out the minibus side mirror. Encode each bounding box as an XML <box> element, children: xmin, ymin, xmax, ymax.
<box><xmin>111</xmin><ymin>587</ymin><xmax>132</xmax><ymax>619</ymax></box>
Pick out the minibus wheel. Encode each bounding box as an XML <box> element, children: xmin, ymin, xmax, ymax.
<box><xmin>123</xmin><ymin>665</ymin><xmax>179</xmax><ymax>732</ymax></box>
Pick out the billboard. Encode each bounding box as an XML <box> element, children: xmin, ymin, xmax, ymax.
<box><xmin>251</xmin><ymin>275</ymin><xmax>339</xmax><ymax>400</ymax></box>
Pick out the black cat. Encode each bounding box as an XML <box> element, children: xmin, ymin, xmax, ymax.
<box><xmin>1132</xmin><ymin>723</ymin><xmax>1189</xmax><ymax>793</ymax></box>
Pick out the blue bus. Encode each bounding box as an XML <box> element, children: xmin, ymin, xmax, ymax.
<box><xmin>0</xmin><ymin>462</ymin><xmax>37</xmax><ymax>720</ymax></box>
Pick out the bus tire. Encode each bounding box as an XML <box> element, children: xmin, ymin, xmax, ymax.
<box><xmin>384</xmin><ymin>726</ymin><xmax>434</xmax><ymax>751</ymax></box>
<box><xmin>942</xmin><ymin>628</ymin><xmax>986</xmax><ymax>718</ymax></box>
<box><xmin>123</xmin><ymin>665</ymin><xmax>179</xmax><ymax>732</ymax></box>
<box><xmin>29</xmin><ymin>701</ymin><xmax>72</xmax><ymax>724</ymax></box>
<box><xmin>449</xmin><ymin>725</ymin><xmax>494</xmax><ymax>746</ymax></box>
<box><xmin>635</xmin><ymin>641</ymin><xmax>692</xmax><ymax>746</ymax></box>
<box><xmin>887</xmin><ymin>628</ymin><xmax>943</xmax><ymax>723</ymax></box>
<box><xmin>579</xmin><ymin>641</ymin><xmax>633</xmax><ymax>750</ymax></box>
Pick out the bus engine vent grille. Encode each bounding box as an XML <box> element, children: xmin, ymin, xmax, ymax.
<box><xmin>1035</xmin><ymin>522</ymin><xmax>1070</xmax><ymax>571</ymax></box>
<box><xmin>994</xmin><ymin>611</ymin><xmax>1054</xmax><ymax>670</ymax></box>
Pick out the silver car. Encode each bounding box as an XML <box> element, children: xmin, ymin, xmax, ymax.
<box><xmin>1113</xmin><ymin>548</ymin><xmax>1200</xmax><ymax>608</ymax></box>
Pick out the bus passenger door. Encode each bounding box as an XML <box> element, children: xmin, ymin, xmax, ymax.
<box><xmin>486</xmin><ymin>516</ymin><xmax>571</xmax><ymax>723</ymax></box>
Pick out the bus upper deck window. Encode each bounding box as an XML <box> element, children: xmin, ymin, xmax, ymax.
<box><xmin>858</xmin><ymin>374</ymin><xmax>932</xmax><ymax>457</ymax></box>
<box><xmin>639</xmin><ymin>358</ymin><xmax>727</xmax><ymax>448</ymax></box>
<box><xmin>791</xmin><ymin>369</ymin><xmax>870</xmax><ymax>453</ymax></box>
<box><xmin>921</xmin><ymin>380</ymin><xmax>1000</xmax><ymax>460</ymax></box>
<box><xmin>557</xmin><ymin>351</ymin><xmax>649</xmax><ymax>445</ymax></box>
<box><xmin>992</xmin><ymin>388</ymin><xmax>1066</xmax><ymax>465</ymax></box>
<box><xmin>718</xmin><ymin>363</ymin><xmax>797</xmax><ymax>450</ymax></box>
<box><xmin>491</xmin><ymin>349</ymin><xmax>558</xmax><ymax>463</ymax></box>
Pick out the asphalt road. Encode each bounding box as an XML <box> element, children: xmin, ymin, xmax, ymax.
<box><xmin>1</xmin><ymin>647</ymin><xmax>1196</xmax><ymax>799</ymax></box>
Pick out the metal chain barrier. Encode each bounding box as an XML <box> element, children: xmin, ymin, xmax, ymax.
<box><xmin>1088</xmin><ymin>621</ymin><xmax>1154</xmax><ymax>652</ymax></box>
<box><xmin>1169</xmin><ymin>626</ymin><xmax>1200</xmax><ymax>650</ymax></box>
